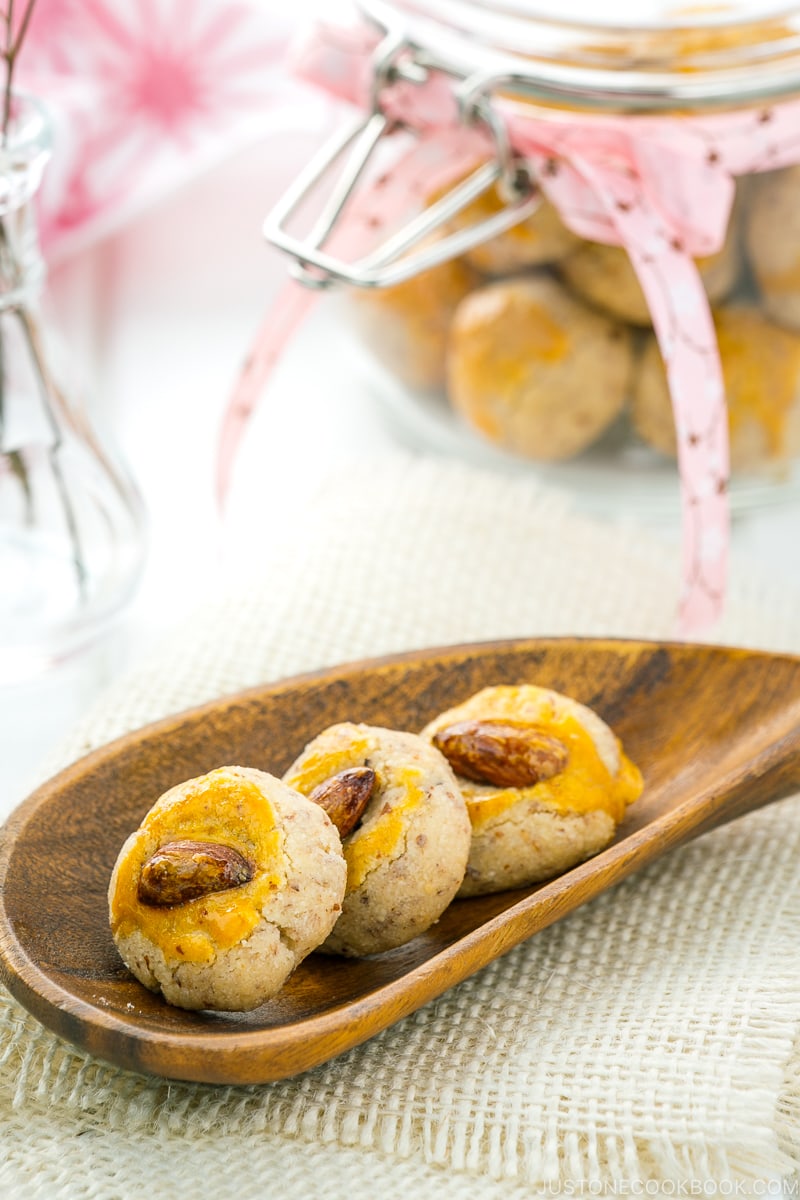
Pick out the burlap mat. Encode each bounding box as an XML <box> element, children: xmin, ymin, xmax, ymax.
<box><xmin>2</xmin><ymin>454</ymin><xmax>799</xmax><ymax>1197</ymax></box>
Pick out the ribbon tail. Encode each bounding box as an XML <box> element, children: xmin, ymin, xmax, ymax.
<box><xmin>570</xmin><ymin>157</ymin><xmax>730</xmax><ymax>634</ymax></box>
<box><xmin>216</xmin><ymin>279</ymin><xmax>318</xmax><ymax>509</ymax></box>
<box><xmin>627</xmin><ymin>249</ymin><xmax>730</xmax><ymax>635</ymax></box>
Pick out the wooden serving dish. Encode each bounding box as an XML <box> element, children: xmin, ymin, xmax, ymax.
<box><xmin>2</xmin><ymin>637</ymin><xmax>800</xmax><ymax>1086</ymax></box>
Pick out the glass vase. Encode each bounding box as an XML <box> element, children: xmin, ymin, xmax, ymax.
<box><xmin>0</xmin><ymin>96</ymin><xmax>146</xmax><ymax>683</ymax></box>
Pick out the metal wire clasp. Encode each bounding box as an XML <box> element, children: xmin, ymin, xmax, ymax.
<box><xmin>263</xmin><ymin>34</ymin><xmax>541</xmax><ymax>290</ymax></box>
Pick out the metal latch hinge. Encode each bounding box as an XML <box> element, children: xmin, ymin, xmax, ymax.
<box><xmin>263</xmin><ymin>30</ymin><xmax>540</xmax><ymax>290</ymax></box>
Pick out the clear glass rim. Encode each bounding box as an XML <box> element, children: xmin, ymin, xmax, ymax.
<box><xmin>361</xmin><ymin>0</ymin><xmax>800</xmax><ymax>110</ymax></box>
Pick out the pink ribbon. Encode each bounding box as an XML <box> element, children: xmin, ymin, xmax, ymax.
<box><xmin>219</xmin><ymin>23</ymin><xmax>800</xmax><ymax>632</ymax></box>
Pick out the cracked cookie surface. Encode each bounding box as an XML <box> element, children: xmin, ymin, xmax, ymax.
<box><xmin>284</xmin><ymin>724</ymin><xmax>470</xmax><ymax>957</ymax></box>
<box><xmin>108</xmin><ymin>766</ymin><xmax>346</xmax><ymax>1011</ymax></box>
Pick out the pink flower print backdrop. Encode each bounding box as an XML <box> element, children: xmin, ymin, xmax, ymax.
<box><xmin>21</xmin><ymin>0</ymin><xmax>331</xmax><ymax>262</ymax></box>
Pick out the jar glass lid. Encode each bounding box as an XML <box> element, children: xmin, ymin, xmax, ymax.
<box><xmin>361</xmin><ymin>0</ymin><xmax>800</xmax><ymax>108</ymax></box>
<box><xmin>472</xmin><ymin>0</ymin><xmax>790</xmax><ymax>26</ymax></box>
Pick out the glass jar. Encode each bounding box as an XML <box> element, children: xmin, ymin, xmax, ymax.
<box><xmin>268</xmin><ymin>0</ymin><xmax>800</xmax><ymax>515</ymax></box>
<box><xmin>0</xmin><ymin>96</ymin><xmax>146</xmax><ymax>682</ymax></box>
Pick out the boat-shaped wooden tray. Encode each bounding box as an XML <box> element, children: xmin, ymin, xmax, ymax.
<box><xmin>2</xmin><ymin>637</ymin><xmax>800</xmax><ymax>1085</ymax></box>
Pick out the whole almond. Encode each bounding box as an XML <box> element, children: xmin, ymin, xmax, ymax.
<box><xmin>432</xmin><ymin>719</ymin><xmax>568</xmax><ymax>788</ymax></box>
<box><xmin>308</xmin><ymin>766</ymin><xmax>376</xmax><ymax>837</ymax></box>
<box><xmin>138</xmin><ymin>839</ymin><xmax>254</xmax><ymax>907</ymax></box>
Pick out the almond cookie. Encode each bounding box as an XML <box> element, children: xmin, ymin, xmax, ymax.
<box><xmin>558</xmin><ymin>216</ymin><xmax>740</xmax><ymax>327</ymax></box>
<box><xmin>447</xmin><ymin>274</ymin><xmax>633</xmax><ymax>461</ymax></box>
<box><xmin>349</xmin><ymin>255</ymin><xmax>477</xmax><ymax>392</ymax></box>
<box><xmin>422</xmin><ymin>685</ymin><xmax>642</xmax><ymax>897</ymax></box>
<box><xmin>446</xmin><ymin>180</ymin><xmax>580</xmax><ymax>274</ymax></box>
<box><xmin>108</xmin><ymin>766</ymin><xmax>346</xmax><ymax>1011</ymax></box>
<box><xmin>633</xmin><ymin>306</ymin><xmax>800</xmax><ymax>471</ymax></box>
<box><xmin>284</xmin><ymin>724</ymin><xmax>470</xmax><ymax>956</ymax></box>
<box><xmin>746</xmin><ymin>165</ymin><xmax>800</xmax><ymax>331</ymax></box>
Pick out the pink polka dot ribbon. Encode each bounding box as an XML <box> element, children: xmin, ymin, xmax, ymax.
<box><xmin>219</xmin><ymin>22</ymin><xmax>800</xmax><ymax>633</ymax></box>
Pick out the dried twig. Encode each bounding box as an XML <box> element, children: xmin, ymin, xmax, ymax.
<box><xmin>1</xmin><ymin>0</ymin><xmax>37</xmax><ymax>143</ymax></box>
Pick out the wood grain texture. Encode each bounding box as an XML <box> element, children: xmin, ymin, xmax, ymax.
<box><xmin>2</xmin><ymin>637</ymin><xmax>800</xmax><ymax>1086</ymax></box>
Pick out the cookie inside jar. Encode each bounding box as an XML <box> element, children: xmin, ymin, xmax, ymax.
<box><xmin>333</xmin><ymin>0</ymin><xmax>800</xmax><ymax>498</ymax></box>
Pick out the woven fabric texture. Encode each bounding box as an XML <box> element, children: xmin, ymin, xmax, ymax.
<box><xmin>2</xmin><ymin>454</ymin><xmax>799</xmax><ymax>1197</ymax></box>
